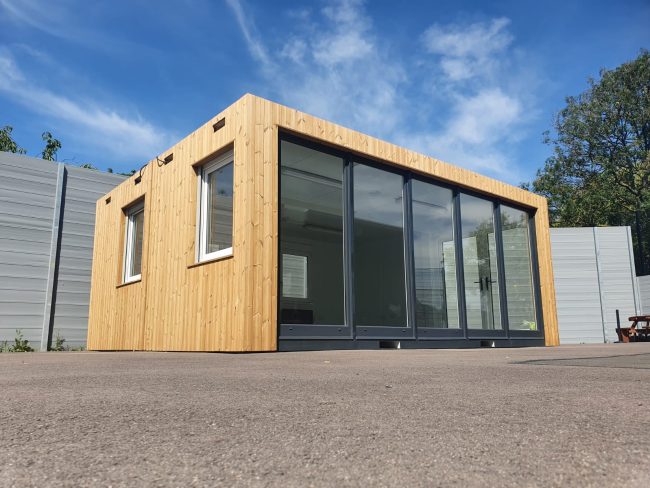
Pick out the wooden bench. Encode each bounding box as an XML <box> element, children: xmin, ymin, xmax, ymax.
<box><xmin>617</xmin><ymin>315</ymin><xmax>650</xmax><ymax>342</ymax></box>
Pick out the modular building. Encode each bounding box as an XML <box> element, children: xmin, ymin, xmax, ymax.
<box><xmin>87</xmin><ymin>94</ymin><xmax>559</xmax><ymax>351</ymax></box>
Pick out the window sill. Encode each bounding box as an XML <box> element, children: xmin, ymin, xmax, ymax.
<box><xmin>188</xmin><ymin>252</ymin><xmax>233</xmax><ymax>269</ymax></box>
<box><xmin>116</xmin><ymin>278</ymin><xmax>141</xmax><ymax>289</ymax></box>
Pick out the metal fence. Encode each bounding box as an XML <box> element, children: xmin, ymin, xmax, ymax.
<box><xmin>638</xmin><ymin>275</ymin><xmax>650</xmax><ymax>314</ymax></box>
<box><xmin>0</xmin><ymin>152</ymin><xmax>125</xmax><ymax>350</ymax></box>
<box><xmin>551</xmin><ymin>227</ymin><xmax>640</xmax><ymax>344</ymax></box>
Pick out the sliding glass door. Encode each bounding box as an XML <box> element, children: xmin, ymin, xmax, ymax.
<box><xmin>459</xmin><ymin>194</ymin><xmax>503</xmax><ymax>335</ymax></box>
<box><xmin>279</xmin><ymin>140</ymin><xmax>348</xmax><ymax>337</ymax></box>
<box><xmin>278</xmin><ymin>134</ymin><xmax>543</xmax><ymax>343</ymax></box>
<box><xmin>500</xmin><ymin>205</ymin><xmax>538</xmax><ymax>333</ymax></box>
<box><xmin>411</xmin><ymin>179</ymin><xmax>461</xmax><ymax>336</ymax></box>
<box><xmin>353</xmin><ymin>163</ymin><xmax>409</xmax><ymax>337</ymax></box>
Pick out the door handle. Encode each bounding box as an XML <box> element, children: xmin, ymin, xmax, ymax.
<box><xmin>484</xmin><ymin>277</ymin><xmax>496</xmax><ymax>288</ymax></box>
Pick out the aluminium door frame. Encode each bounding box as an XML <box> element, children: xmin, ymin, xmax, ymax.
<box><xmin>349</xmin><ymin>157</ymin><xmax>415</xmax><ymax>340</ymax></box>
<box><xmin>278</xmin><ymin>134</ymin><xmax>353</xmax><ymax>339</ymax></box>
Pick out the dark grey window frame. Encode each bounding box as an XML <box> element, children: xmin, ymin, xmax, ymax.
<box><xmin>278</xmin><ymin>132</ymin><xmax>545</xmax><ymax>343</ymax></box>
<box><xmin>278</xmin><ymin>138</ymin><xmax>352</xmax><ymax>339</ymax></box>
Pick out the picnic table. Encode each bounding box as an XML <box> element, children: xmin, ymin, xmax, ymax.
<box><xmin>617</xmin><ymin>315</ymin><xmax>650</xmax><ymax>342</ymax></box>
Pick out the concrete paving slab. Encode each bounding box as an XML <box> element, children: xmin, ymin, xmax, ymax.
<box><xmin>1</xmin><ymin>343</ymin><xmax>649</xmax><ymax>487</ymax></box>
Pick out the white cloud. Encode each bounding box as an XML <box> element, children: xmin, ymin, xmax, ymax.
<box><xmin>447</xmin><ymin>88</ymin><xmax>522</xmax><ymax>146</ymax></box>
<box><xmin>280</xmin><ymin>38</ymin><xmax>308</xmax><ymax>64</ymax></box>
<box><xmin>226</xmin><ymin>2</ymin><xmax>535</xmax><ymax>181</ymax></box>
<box><xmin>0</xmin><ymin>52</ymin><xmax>23</xmax><ymax>83</ymax></box>
<box><xmin>0</xmin><ymin>48</ymin><xmax>174</xmax><ymax>162</ymax></box>
<box><xmin>226</xmin><ymin>0</ymin><xmax>405</xmax><ymax>138</ymax></box>
<box><xmin>0</xmin><ymin>0</ymin><xmax>72</xmax><ymax>40</ymax></box>
<box><xmin>313</xmin><ymin>31</ymin><xmax>373</xmax><ymax>66</ymax></box>
<box><xmin>224</xmin><ymin>0</ymin><xmax>272</xmax><ymax>67</ymax></box>
<box><xmin>423</xmin><ymin>17</ymin><xmax>512</xmax><ymax>59</ymax></box>
<box><xmin>0</xmin><ymin>0</ymin><xmax>161</xmax><ymax>58</ymax></box>
<box><xmin>422</xmin><ymin>17</ymin><xmax>512</xmax><ymax>81</ymax></box>
<box><xmin>313</xmin><ymin>0</ymin><xmax>373</xmax><ymax>66</ymax></box>
<box><xmin>409</xmin><ymin>18</ymin><xmax>530</xmax><ymax>178</ymax></box>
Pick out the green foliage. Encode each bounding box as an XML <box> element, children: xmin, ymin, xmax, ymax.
<box><xmin>41</xmin><ymin>131</ymin><xmax>62</xmax><ymax>161</ymax></box>
<box><xmin>3</xmin><ymin>125</ymin><xmax>130</xmax><ymax>175</ymax></box>
<box><xmin>1</xmin><ymin>126</ymin><xmax>61</xmax><ymax>162</ymax></box>
<box><xmin>525</xmin><ymin>50</ymin><xmax>650</xmax><ymax>273</ymax></box>
<box><xmin>0</xmin><ymin>125</ymin><xmax>27</xmax><ymax>154</ymax></box>
<box><xmin>47</xmin><ymin>332</ymin><xmax>86</xmax><ymax>351</ymax></box>
<box><xmin>3</xmin><ymin>330</ymin><xmax>35</xmax><ymax>352</ymax></box>
<box><xmin>50</xmin><ymin>332</ymin><xmax>66</xmax><ymax>351</ymax></box>
<box><xmin>81</xmin><ymin>164</ymin><xmax>134</xmax><ymax>176</ymax></box>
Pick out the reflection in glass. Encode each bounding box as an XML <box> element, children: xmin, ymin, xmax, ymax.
<box><xmin>460</xmin><ymin>194</ymin><xmax>502</xmax><ymax>330</ymax></box>
<box><xmin>353</xmin><ymin>164</ymin><xmax>407</xmax><ymax>327</ymax></box>
<box><xmin>280</xmin><ymin>141</ymin><xmax>345</xmax><ymax>325</ymax></box>
<box><xmin>411</xmin><ymin>180</ymin><xmax>458</xmax><ymax>328</ymax></box>
<box><xmin>501</xmin><ymin>206</ymin><xmax>537</xmax><ymax>330</ymax></box>
<box><xmin>131</xmin><ymin>208</ymin><xmax>144</xmax><ymax>277</ymax></box>
<box><xmin>207</xmin><ymin>163</ymin><xmax>234</xmax><ymax>253</ymax></box>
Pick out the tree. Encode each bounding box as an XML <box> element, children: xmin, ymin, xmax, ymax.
<box><xmin>0</xmin><ymin>126</ymin><xmax>27</xmax><ymax>154</ymax></box>
<box><xmin>525</xmin><ymin>50</ymin><xmax>650</xmax><ymax>274</ymax></box>
<box><xmin>1</xmin><ymin>126</ymin><xmax>62</xmax><ymax>161</ymax></box>
<box><xmin>1</xmin><ymin>126</ymin><xmax>133</xmax><ymax>175</ymax></box>
<box><xmin>41</xmin><ymin>131</ymin><xmax>62</xmax><ymax>161</ymax></box>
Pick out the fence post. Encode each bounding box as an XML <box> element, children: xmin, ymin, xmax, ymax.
<box><xmin>40</xmin><ymin>163</ymin><xmax>66</xmax><ymax>351</ymax></box>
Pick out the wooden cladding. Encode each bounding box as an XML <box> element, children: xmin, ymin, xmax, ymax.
<box><xmin>87</xmin><ymin>94</ymin><xmax>559</xmax><ymax>351</ymax></box>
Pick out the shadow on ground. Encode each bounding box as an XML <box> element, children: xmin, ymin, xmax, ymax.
<box><xmin>518</xmin><ymin>352</ymin><xmax>650</xmax><ymax>369</ymax></box>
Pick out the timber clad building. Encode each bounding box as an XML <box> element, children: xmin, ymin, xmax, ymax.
<box><xmin>87</xmin><ymin>94</ymin><xmax>559</xmax><ymax>352</ymax></box>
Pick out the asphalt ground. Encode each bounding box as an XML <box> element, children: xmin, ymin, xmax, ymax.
<box><xmin>1</xmin><ymin>343</ymin><xmax>649</xmax><ymax>487</ymax></box>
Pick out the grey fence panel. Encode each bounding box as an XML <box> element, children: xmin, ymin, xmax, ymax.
<box><xmin>594</xmin><ymin>227</ymin><xmax>639</xmax><ymax>341</ymax></box>
<box><xmin>0</xmin><ymin>152</ymin><xmax>125</xmax><ymax>350</ymax></box>
<box><xmin>551</xmin><ymin>228</ymin><xmax>604</xmax><ymax>344</ymax></box>
<box><xmin>551</xmin><ymin>226</ymin><xmax>640</xmax><ymax>344</ymax></box>
<box><xmin>0</xmin><ymin>153</ymin><xmax>58</xmax><ymax>347</ymax></box>
<box><xmin>51</xmin><ymin>165</ymin><xmax>126</xmax><ymax>348</ymax></box>
<box><xmin>638</xmin><ymin>275</ymin><xmax>650</xmax><ymax>314</ymax></box>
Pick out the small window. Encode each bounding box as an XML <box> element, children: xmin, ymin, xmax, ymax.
<box><xmin>198</xmin><ymin>151</ymin><xmax>234</xmax><ymax>262</ymax></box>
<box><xmin>282</xmin><ymin>254</ymin><xmax>308</xmax><ymax>299</ymax></box>
<box><xmin>123</xmin><ymin>201</ymin><xmax>144</xmax><ymax>283</ymax></box>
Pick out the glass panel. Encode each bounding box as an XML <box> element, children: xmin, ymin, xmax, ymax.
<box><xmin>282</xmin><ymin>254</ymin><xmax>308</xmax><ymax>299</ymax></box>
<box><xmin>501</xmin><ymin>206</ymin><xmax>537</xmax><ymax>331</ymax></box>
<box><xmin>207</xmin><ymin>162</ymin><xmax>233</xmax><ymax>253</ymax></box>
<box><xmin>353</xmin><ymin>163</ymin><xmax>407</xmax><ymax>327</ymax></box>
<box><xmin>131</xmin><ymin>209</ymin><xmax>144</xmax><ymax>277</ymax></box>
<box><xmin>280</xmin><ymin>141</ymin><xmax>345</xmax><ymax>325</ymax></box>
<box><xmin>411</xmin><ymin>180</ymin><xmax>458</xmax><ymax>328</ymax></box>
<box><xmin>460</xmin><ymin>194</ymin><xmax>502</xmax><ymax>330</ymax></box>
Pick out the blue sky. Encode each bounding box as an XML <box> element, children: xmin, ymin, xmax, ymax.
<box><xmin>0</xmin><ymin>0</ymin><xmax>648</xmax><ymax>183</ymax></box>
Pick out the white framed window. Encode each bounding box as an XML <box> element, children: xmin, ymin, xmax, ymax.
<box><xmin>198</xmin><ymin>150</ymin><xmax>234</xmax><ymax>262</ymax></box>
<box><xmin>123</xmin><ymin>201</ymin><xmax>144</xmax><ymax>283</ymax></box>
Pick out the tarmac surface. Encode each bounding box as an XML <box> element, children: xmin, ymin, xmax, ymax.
<box><xmin>1</xmin><ymin>343</ymin><xmax>649</xmax><ymax>487</ymax></box>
